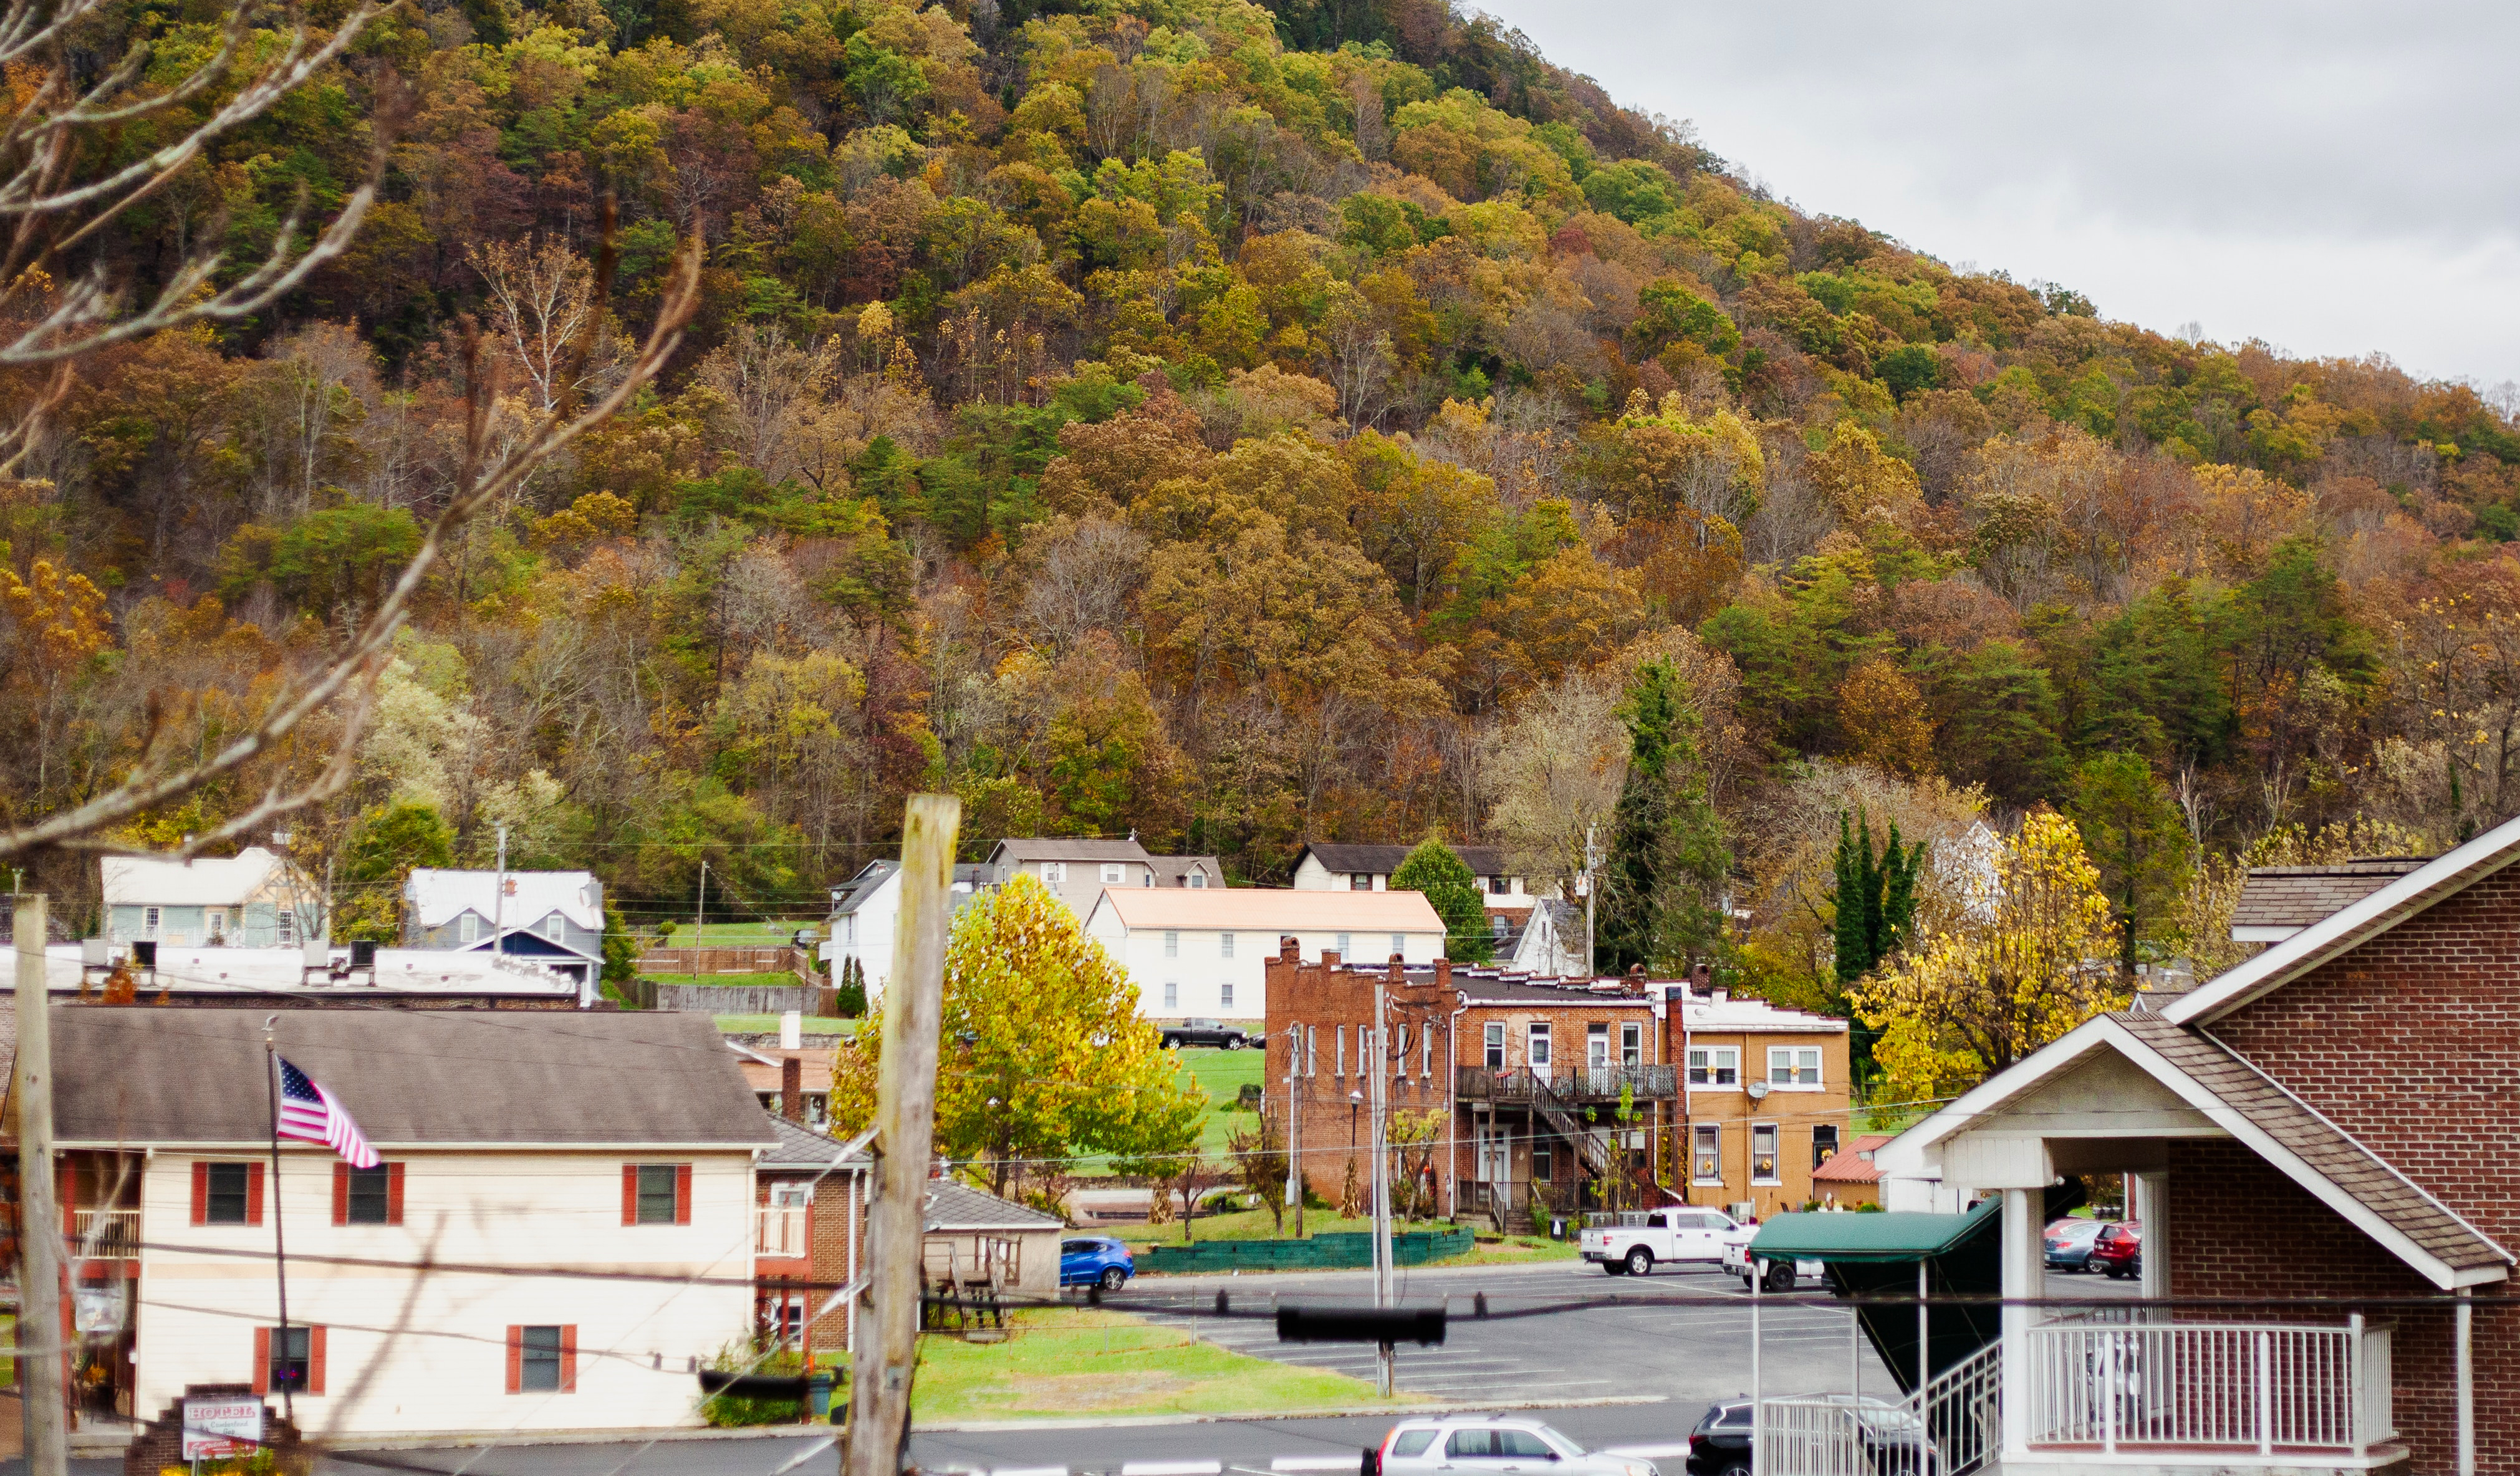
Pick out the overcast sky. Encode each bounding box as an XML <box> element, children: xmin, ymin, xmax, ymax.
<box><xmin>1471</xmin><ymin>1</ymin><xmax>2520</xmax><ymax>394</ymax></box>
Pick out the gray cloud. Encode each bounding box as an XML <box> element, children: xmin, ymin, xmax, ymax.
<box><xmin>1474</xmin><ymin>0</ymin><xmax>2520</xmax><ymax>382</ymax></box>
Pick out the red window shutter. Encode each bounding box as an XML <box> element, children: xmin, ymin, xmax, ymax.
<box><xmin>252</xmin><ymin>1328</ymin><xmax>271</xmax><ymax>1396</ymax></box>
<box><xmin>332</xmin><ymin>1164</ymin><xmax>350</xmax><ymax>1226</ymax></box>
<box><xmin>506</xmin><ymin>1326</ymin><xmax>522</xmax><ymax>1394</ymax></box>
<box><xmin>246</xmin><ymin>1162</ymin><xmax>266</xmax><ymax>1226</ymax></box>
<box><xmin>620</xmin><ymin>1165</ymin><xmax>637</xmax><ymax>1226</ymax></box>
<box><xmin>559</xmin><ymin>1326</ymin><xmax>577</xmax><ymax>1392</ymax></box>
<box><xmin>674</xmin><ymin>1164</ymin><xmax>691</xmax><ymax>1225</ymax></box>
<box><xmin>309</xmin><ymin>1326</ymin><xmax>328</xmax><ymax>1396</ymax></box>
<box><xmin>387</xmin><ymin>1162</ymin><xmax>405</xmax><ymax>1225</ymax></box>
<box><xmin>191</xmin><ymin>1163</ymin><xmax>208</xmax><ymax>1226</ymax></box>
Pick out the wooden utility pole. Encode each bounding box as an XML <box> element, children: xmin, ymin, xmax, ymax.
<box><xmin>842</xmin><ymin>795</ymin><xmax>960</xmax><ymax>1476</ymax></box>
<box><xmin>16</xmin><ymin>894</ymin><xmax>67</xmax><ymax>1476</ymax></box>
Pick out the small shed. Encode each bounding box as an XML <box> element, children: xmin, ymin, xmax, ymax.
<box><xmin>921</xmin><ymin>1180</ymin><xmax>1062</xmax><ymax>1299</ymax></box>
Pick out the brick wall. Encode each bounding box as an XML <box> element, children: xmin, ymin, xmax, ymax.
<box><xmin>2168</xmin><ymin>1140</ymin><xmax>2510</xmax><ymax>1474</ymax></box>
<box><xmin>1264</xmin><ymin>951</ymin><xmax>1460</xmax><ymax>1210</ymax></box>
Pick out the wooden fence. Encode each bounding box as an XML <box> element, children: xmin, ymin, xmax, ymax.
<box><xmin>633</xmin><ymin>945</ymin><xmax>815</xmax><ymax>978</ymax></box>
<box><xmin>620</xmin><ymin>979</ymin><xmax>839</xmax><ymax>1016</ymax></box>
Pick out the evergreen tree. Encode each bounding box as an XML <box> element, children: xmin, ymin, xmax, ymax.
<box><xmin>1389</xmin><ymin>837</ymin><xmax>1496</xmax><ymax>963</ymax></box>
<box><xmin>1827</xmin><ymin>809</ymin><xmax>1925</xmax><ymax>1089</ymax></box>
<box><xmin>1599</xmin><ymin>660</ymin><xmax>1731</xmax><ymax>975</ymax></box>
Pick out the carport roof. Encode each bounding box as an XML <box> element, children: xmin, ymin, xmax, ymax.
<box><xmin>1751</xmin><ymin>1200</ymin><xmax>1997</xmax><ymax>1261</ymax></box>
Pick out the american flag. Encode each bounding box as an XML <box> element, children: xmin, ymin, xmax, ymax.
<box><xmin>276</xmin><ymin>1057</ymin><xmax>379</xmax><ymax>1169</ymax></box>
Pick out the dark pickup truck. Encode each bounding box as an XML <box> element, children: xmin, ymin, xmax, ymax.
<box><xmin>1160</xmin><ymin>1019</ymin><xmax>1253</xmax><ymax>1049</ymax></box>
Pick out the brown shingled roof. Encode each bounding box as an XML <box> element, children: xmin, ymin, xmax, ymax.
<box><xmin>2112</xmin><ymin>1012</ymin><xmax>2508</xmax><ymax>1275</ymax></box>
<box><xmin>2229</xmin><ymin>858</ymin><xmax>2428</xmax><ymax>931</ymax></box>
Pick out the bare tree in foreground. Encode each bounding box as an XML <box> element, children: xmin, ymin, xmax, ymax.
<box><xmin>0</xmin><ymin>0</ymin><xmax>705</xmax><ymax>863</ymax></box>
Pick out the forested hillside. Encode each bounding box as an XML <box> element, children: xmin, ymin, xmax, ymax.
<box><xmin>6</xmin><ymin>0</ymin><xmax>2518</xmax><ymax>992</ymax></box>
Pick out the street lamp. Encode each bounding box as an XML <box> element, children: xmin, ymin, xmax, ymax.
<box><xmin>1349</xmin><ymin>1088</ymin><xmax>1363</xmax><ymax>1146</ymax></box>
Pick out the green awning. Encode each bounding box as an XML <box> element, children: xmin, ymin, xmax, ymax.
<box><xmin>1748</xmin><ymin>1199</ymin><xmax>1999</xmax><ymax>1262</ymax></box>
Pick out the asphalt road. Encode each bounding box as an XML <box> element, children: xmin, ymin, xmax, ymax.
<box><xmin>12</xmin><ymin>1266</ymin><xmax>2138</xmax><ymax>1476</ymax></box>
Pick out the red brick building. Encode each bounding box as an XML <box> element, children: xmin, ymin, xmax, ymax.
<box><xmin>1261</xmin><ymin>943</ymin><xmax>1850</xmax><ymax>1233</ymax></box>
<box><xmin>1877</xmin><ymin>830</ymin><xmax>2520</xmax><ymax>1475</ymax></box>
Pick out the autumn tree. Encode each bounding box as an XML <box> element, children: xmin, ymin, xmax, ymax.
<box><xmin>1388</xmin><ymin>837</ymin><xmax>1496</xmax><ymax>963</ymax></box>
<box><xmin>2067</xmin><ymin>753</ymin><xmax>2193</xmax><ymax>976</ymax></box>
<box><xmin>1852</xmin><ymin>811</ymin><xmax>2124</xmax><ymax>1102</ymax></box>
<box><xmin>827</xmin><ymin>875</ymin><xmax>1203</xmax><ymax>1197</ymax></box>
<box><xmin>1226</xmin><ymin>1114</ymin><xmax>1290</xmax><ymax>1233</ymax></box>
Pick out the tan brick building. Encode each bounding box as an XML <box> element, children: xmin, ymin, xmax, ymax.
<box><xmin>1261</xmin><ymin>944</ymin><xmax>1852</xmax><ymax>1233</ymax></box>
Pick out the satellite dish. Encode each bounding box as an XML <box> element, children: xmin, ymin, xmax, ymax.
<box><xmin>1746</xmin><ymin>1080</ymin><xmax>1772</xmax><ymax>1102</ymax></box>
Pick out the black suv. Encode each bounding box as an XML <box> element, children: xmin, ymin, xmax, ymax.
<box><xmin>1160</xmin><ymin>1019</ymin><xmax>1251</xmax><ymax>1049</ymax></box>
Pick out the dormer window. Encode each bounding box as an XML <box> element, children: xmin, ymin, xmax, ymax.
<box><xmin>1189</xmin><ymin>872</ymin><xmax>1207</xmax><ymax>889</ymax></box>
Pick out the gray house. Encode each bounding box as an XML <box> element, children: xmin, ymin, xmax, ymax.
<box><xmin>102</xmin><ymin>846</ymin><xmax>322</xmax><ymax>948</ymax></box>
<box><xmin>403</xmin><ymin>868</ymin><xmax>605</xmax><ymax>986</ymax></box>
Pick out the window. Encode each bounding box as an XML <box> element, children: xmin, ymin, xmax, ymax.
<box><xmin>769</xmin><ymin>1183</ymin><xmax>812</xmax><ymax>1208</ymax></box>
<box><xmin>1389</xmin><ymin>1431</ymin><xmax>1436</xmax><ymax>1459</ymax></box>
<box><xmin>1103</xmin><ymin>863</ymin><xmax>1126</xmax><ymax>884</ymax></box>
<box><xmin>1337</xmin><ymin>1025</ymin><xmax>1348</xmax><ymax>1076</ymax></box>
<box><xmin>206</xmin><ymin>908</ymin><xmax>227</xmax><ymax>939</ymax></box>
<box><xmin>334</xmin><ymin>1163</ymin><xmax>402</xmax><ymax>1225</ymax></box>
<box><xmin>195</xmin><ymin>1162</ymin><xmax>261</xmax><ymax>1225</ymax></box>
<box><xmin>1751</xmin><ymin>1124</ymin><xmax>1780</xmax><ymax>1185</ymax></box>
<box><xmin>1390</xmin><ymin>932</ymin><xmax>1406</xmax><ymax>959</ymax></box>
<box><xmin>1527</xmin><ymin>1022</ymin><xmax>1551</xmax><ymax>1070</ymax></box>
<box><xmin>1620</xmin><ymin>1022</ymin><xmax>1642</xmax><ymax>1069</ymax></box>
<box><xmin>143</xmin><ymin>905</ymin><xmax>161</xmax><ymax>937</ymax></box>
<box><xmin>1164</xmin><ymin>930</ymin><xmax>1180</xmax><ymax>958</ymax></box>
<box><xmin>624</xmin><ymin>1164</ymin><xmax>690</xmax><ymax>1225</ymax></box>
<box><xmin>1190</xmin><ymin>872</ymin><xmax>1207</xmax><ymax>889</ymax></box>
<box><xmin>1219</xmin><ymin>982</ymin><xmax>1234</xmax><ymax>1009</ymax></box>
<box><xmin>277</xmin><ymin>909</ymin><xmax>296</xmax><ymax>946</ymax></box>
<box><xmin>1304</xmin><ymin>1025</ymin><xmax>1317</xmax><ymax>1076</ymax></box>
<box><xmin>1693</xmin><ymin>1125</ymin><xmax>1723</xmax><ymax>1185</ymax></box>
<box><xmin>1335</xmin><ymin>933</ymin><xmax>1351</xmax><ymax>957</ymax></box>
<box><xmin>1532</xmin><ymin>1139</ymin><xmax>1554</xmax><ymax>1179</ymax></box>
<box><xmin>1163</xmin><ymin>982</ymin><xmax>1178</xmax><ymax>1010</ymax></box>
<box><xmin>507</xmin><ymin>1324</ymin><xmax>576</xmax><ymax>1394</ymax></box>
<box><xmin>1219</xmin><ymin>932</ymin><xmax>1234</xmax><ymax>958</ymax></box>
<box><xmin>1421</xmin><ymin>1026</ymin><xmax>1432</xmax><ymax>1078</ymax></box>
<box><xmin>837</xmin><ymin>914</ymin><xmax>856</xmax><ymax>947</ymax></box>
<box><xmin>542</xmin><ymin>915</ymin><xmax>565</xmax><ymax>942</ymax></box>
<box><xmin>1687</xmin><ymin>1046</ymin><xmax>1739</xmax><ymax>1087</ymax></box>
<box><xmin>256</xmin><ymin>1325</ymin><xmax>322</xmax><ymax>1395</ymax></box>
<box><xmin>1042</xmin><ymin>862</ymin><xmax>1065</xmax><ymax>885</ymax></box>
<box><xmin>1587</xmin><ymin>1023</ymin><xmax>1610</xmax><ymax>1071</ymax></box>
<box><xmin>459</xmin><ymin>913</ymin><xmax>481</xmax><ymax>944</ymax></box>
<box><xmin>1349</xmin><ymin>873</ymin><xmax>1370</xmax><ymax>890</ymax></box>
<box><xmin>1813</xmin><ymin>1124</ymin><xmax>1840</xmax><ymax>1167</ymax></box>
<box><xmin>1769</xmin><ymin>1047</ymin><xmax>1822</xmax><ymax>1087</ymax></box>
<box><xmin>1484</xmin><ymin>1023</ymin><xmax>1506</xmax><ymax>1069</ymax></box>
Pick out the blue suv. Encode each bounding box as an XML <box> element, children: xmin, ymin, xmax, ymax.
<box><xmin>1060</xmin><ymin>1235</ymin><xmax>1134</xmax><ymax>1290</ymax></box>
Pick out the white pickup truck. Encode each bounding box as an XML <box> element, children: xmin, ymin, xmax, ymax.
<box><xmin>1578</xmin><ymin>1207</ymin><xmax>1751</xmax><ymax>1276</ymax></box>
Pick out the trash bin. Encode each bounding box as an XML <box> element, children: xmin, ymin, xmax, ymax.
<box><xmin>807</xmin><ymin>1372</ymin><xmax>835</xmax><ymax>1419</ymax></box>
<box><xmin>1549</xmin><ymin>1217</ymin><xmax>1566</xmax><ymax>1240</ymax></box>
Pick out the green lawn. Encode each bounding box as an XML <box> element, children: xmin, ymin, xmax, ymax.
<box><xmin>659</xmin><ymin>920</ymin><xmax>824</xmax><ymax>947</ymax></box>
<box><xmin>908</xmin><ymin>1305</ymin><xmax>1416</xmax><ymax>1421</ymax></box>
<box><xmin>716</xmin><ymin>1015</ymin><xmax>858</xmax><ymax>1034</ymax></box>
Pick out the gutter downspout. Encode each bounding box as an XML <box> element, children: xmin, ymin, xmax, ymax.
<box><xmin>1678</xmin><ymin>990</ymin><xmax>1694</xmax><ymax>1207</ymax></box>
<box><xmin>2457</xmin><ymin>1286</ymin><xmax>2474</xmax><ymax>1476</ymax></box>
<box><xmin>1448</xmin><ymin>988</ymin><xmax>1469</xmax><ymax>1221</ymax></box>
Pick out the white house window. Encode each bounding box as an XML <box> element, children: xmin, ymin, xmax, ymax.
<box><xmin>1693</xmin><ymin>1125</ymin><xmax>1723</xmax><ymax>1185</ymax></box>
<box><xmin>1768</xmin><ymin>1047</ymin><xmax>1822</xmax><ymax>1087</ymax></box>
<box><xmin>1164</xmin><ymin>930</ymin><xmax>1179</xmax><ymax>958</ymax></box>
<box><xmin>1219</xmin><ymin>932</ymin><xmax>1235</xmax><ymax>958</ymax></box>
<box><xmin>1335</xmin><ymin>933</ymin><xmax>1350</xmax><ymax>957</ymax></box>
<box><xmin>1751</xmin><ymin>1124</ymin><xmax>1781</xmax><ymax>1184</ymax></box>
<box><xmin>543</xmin><ymin>915</ymin><xmax>565</xmax><ymax>942</ymax></box>
<box><xmin>1587</xmin><ymin>1023</ymin><xmax>1610</xmax><ymax>1071</ymax></box>
<box><xmin>1102</xmin><ymin>863</ymin><xmax>1126</xmax><ymax>884</ymax></box>
<box><xmin>1620</xmin><ymin>1022</ymin><xmax>1642</xmax><ymax>1068</ymax></box>
<box><xmin>1484</xmin><ymin>1023</ymin><xmax>1505</xmax><ymax>1069</ymax></box>
<box><xmin>1421</xmin><ymin>1026</ymin><xmax>1432</xmax><ymax>1078</ymax></box>
<box><xmin>1219</xmin><ymin>982</ymin><xmax>1234</xmax><ymax>1009</ymax></box>
<box><xmin>459</xmin><ymin>914</ymin><xmax>481</xmax><ymax>945</ymax></box>
<box><xmin>1163</xmin><ymin>981</ymin><xmax>1178</xmax><ymax>1010</ymax></box>
<box><xmin>277</xmin><ymin>910</ymin><xmax>296</xmax><ymax>945</ymax></box>
<box><xmin>838</xmin><ymin>914</ymin><xmax>857</xmax><ymax>946</ymax></box>
<box><xmin>1190</xmin><ymin>872</ymin><xmax>1207</xmax><ymax>889</ymax></box>
<box><xmin>1337</xmin><ymin>1025</ymin><xmax>1348</xmax><ymax>1076</ymax></box>
<box><xmin>1390</xmin><ymin>932</ymin><xmax>1405</xmax><ymax>958</ymax></box>
<box><xmin>1688</xmin><ymin>1046</ymin><xmax>1739</xmax><ymax>1087</ymax></box>
<box><xmin>143</xmin><ymin>906</ymin><xmax>161</xmax><ymax>938</ymax></box>
<box><xmin>1305</xmin><ymin>1025</ymin><xmax>1317</xmax><ymax>1076</ymax></box>
<box><xmin>1042</xmin><ymin>862</ymin><xmax>1065</xmax><ymax>885</ymax></box>
<box><xmin>1527</xmin><ymin>1023</ymin><xmax>1551</xmax><ymax>1071</ymax></box>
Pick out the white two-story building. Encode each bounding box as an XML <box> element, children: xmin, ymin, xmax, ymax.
<box><xmin>36</xmin><ymin>1008</ymin><xmax>771</xmax><ymax>1440</ymax></box>
<box><xmin>1082</xmin><ymin>888</ymin><xmax>1446</xmax><ymax>1023</ymax></box>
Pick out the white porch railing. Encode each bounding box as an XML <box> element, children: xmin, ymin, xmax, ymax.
<box><xmin>1758</xmin><ymin>1340</ymin><xmax>2002</xmax><ymax>1476</ymax></box>
<box><xmin>71</xmin><ymin>1208</ymin><xmax>140</xmax><ymax>1260</ymax></box>
<box><xmin>2024</xmin><ymin>1318</ymin><xmax>2395</xmax><ymax>1455</ymax></box>
<box><xmin>756</xmin><ymin>1205</ymin><xmax>809</xmax><ymax>1258</ymax></box>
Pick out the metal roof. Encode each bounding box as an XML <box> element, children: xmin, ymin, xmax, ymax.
<box><xmin>406</xmin><ymin>867</ymin><xmax>603</xmax><ymax>932</ymax></box>
<box><xmin>1750</xmin><ymin>1201</ymin><xmax>1998</xmax><ymax>1261</ymax></box>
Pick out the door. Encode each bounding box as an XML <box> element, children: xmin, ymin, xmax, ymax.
<box><xmin>1527</xmin><ymin>1023</ymin><xmax>1551</xmax><ymax>1084</ymax></box>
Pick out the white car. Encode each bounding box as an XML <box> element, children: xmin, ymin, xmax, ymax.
<box><xmin>1578</xmin><ymin>1207</ymin><xmax>1749</xmax><ymax>1276</ymax></box>
<box><xmin>1719</xmin><ymin>1235</ymin><xmax>1825</xmax><ymax>1291</ymax></box>
<box><xmin>1373</xmin><ymin>1414</ymin><xmax>1660</xmax><ymax>1475</ymax></box>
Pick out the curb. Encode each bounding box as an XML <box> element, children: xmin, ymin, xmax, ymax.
<box><xmin>908</xmin><ymin>1393</ymin><xmax>1668</xmax><ymax>1434</ymax></box>
<box><xmin>320</xmin><ymin>1422</ymin><xmax>836</xmax><ymax>1452</ymax></box>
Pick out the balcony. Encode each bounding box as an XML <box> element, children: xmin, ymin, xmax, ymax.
<box><xmin>2024</xmin><ymin>1318</ymin><xmax>2395</xmax><ymax>1460</ymax></box>
<box><xmin>1457</xmin><ymin>1064</ymin><xmax>1676</xmax><ymax>1102</ymax></box>
<box><xmin>756</xmin><ymin>1205</ymin><xmax>809</xmax><ymax>1260</ymax></box>
<box><xmin>70</xmin><ymin>1209</ymin><xmax>140</xmax><ymax>1261</ymax></box>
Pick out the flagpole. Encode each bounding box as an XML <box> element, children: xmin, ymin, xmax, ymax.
<box><xmin>263</xmin><ymin>1016</ymin><xmax>294</xmax><ymax>1424</ymax></box>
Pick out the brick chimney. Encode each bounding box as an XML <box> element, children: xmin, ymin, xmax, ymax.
<box><xmin>1690</xmin><ymin>962</ymin><xmax>1714</xmax><ymax>996</ymax></box>
<box><xmin>781</xmin><ymin>1056</ymin><xmax>803</xmax><ymax>1122</ymax></box>
<box><xmin>1279</xmin><ymin>935</ymin><xmax>1301</xmax><ymax>963</ymax></box>
<box><xmin>1625</xmin><ymin>962</ymin><xmax>1649</xmax><ymax>996</ymax></box>
<box><xmin>1434</xmin><ymin>958</ymin><xmax>1453</xmax><ymax>991</ymax></box>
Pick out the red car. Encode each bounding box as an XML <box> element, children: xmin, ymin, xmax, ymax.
<box><xmin>2089</xmin><ymin>1220</ymin><xmax>2142</xmax><ymax>1279</ymax></box>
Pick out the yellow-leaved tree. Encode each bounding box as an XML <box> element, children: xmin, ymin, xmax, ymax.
<box><xmin>828</xmin><ymin>874</ymin><xmax>1201</xmax><ymax>1202</ymax></box>
<box><xmin>1851</xmin><ymin>810</ymin><xmax>2125</xmax><ymax>1104</ymax></box>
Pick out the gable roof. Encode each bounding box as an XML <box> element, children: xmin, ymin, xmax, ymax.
<box><xmin>923</xmin><ymin>1179</ymin><xmax>1062</xmax><ymax>1232</ymax></box>
<box><xmin>1297</xmin><ymin>842</ymin><xmax>1511</xmax><ymax>877</ymax></box>
<box><xmin>40</xmin><ymin>1008</ymin><xmax>773</xmax><ymax>1150</ymax></box>
<box><xmin>406</xmin><ymin>868</ymin><xmax>603</xmax><ymax>932</ymax></box>
<box><xmin>1090</xmin><ymin>887</ymin><xmax>1445</xmax><ymax>933</ymax></box>
<box><xmin>1148</xmin><ymin>854</ymin><xmax>1223</xmax><ymax>887</ymax></box>
<box><xmin>988</xmin><ymin>837</ymin><xmax>1153</xmax><ymax>866</ymax></box>
<box><xmin>1897</xmin><ymin>1010</ymin><xmax>2511</xmax><ymax>1289</ymax></box>
<box><xmin>829</xmin><ymin>860</ymin><xmax>898</xmax><ymax>915</ymax></box>
<box><xmin>2228</xmin><ymin>859</ymin><xmax>2428</xmax><ymax>937</ymax></box>
<box><xmin>2165</xmin><ymin>809</ymin><xmax>2520</xmax><ymax>1026</ymax></box>
<box><xmin>1810</xmin><ymin>1134</ymin><xmax>1893</xmax><ymax>1185</ymax></box>
<box><xmin>759</xmin><ymin>1113</ymin><xmax>871</xmax><ymax>1170</ymax></box>
<box><xmin>101</xmin><ymin>847</ymin><xmax>292</xmax><ymax>907</ymax></box>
